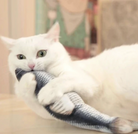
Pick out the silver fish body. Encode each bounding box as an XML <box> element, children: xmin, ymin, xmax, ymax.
<box><xmin>15</xmin><ymin>69</ymin><xmax>138</xmax><ymax>134</ymax></box>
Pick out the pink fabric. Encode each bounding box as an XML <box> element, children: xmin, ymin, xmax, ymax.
<box><xmin>94</xmin><ymin>4</ymin><xmax>98</xmax><ymax>14</ymax></box>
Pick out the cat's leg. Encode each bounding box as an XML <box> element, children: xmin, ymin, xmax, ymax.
<box><xmin>15</xmin><ymin>73</ymin><xmax>36</xmax><ymax>100</ymax></box>
<box><xmin>38</xmin><ymin>73</ymin><xmax>98</xmax><ymax>106</ymax></box>
<box><xmin>15</xmin><ymin>73</ymin><xmax>52</xmax><ymax>119</ymax></box>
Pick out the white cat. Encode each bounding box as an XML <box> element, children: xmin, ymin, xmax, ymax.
<box><xmin>1</xmin><ymin>22</ymin><xmax>138</xmax><ymax>122</ymax></box>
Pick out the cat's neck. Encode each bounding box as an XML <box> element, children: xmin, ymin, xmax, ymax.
<box><xmin>46</xmin><ymin>56</ymin><xmax>74</xmax><ymax>76</ymax></box>
<box><xmin>72</xmin><ymin>56</ymin><xmax>105</xmax><ymax>84</ymax></box>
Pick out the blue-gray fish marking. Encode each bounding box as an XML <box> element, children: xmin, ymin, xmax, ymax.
<box><xmin>15</xmin><ymin>68</ymin><xmax>137</xmax><ymax>134</ymax></box>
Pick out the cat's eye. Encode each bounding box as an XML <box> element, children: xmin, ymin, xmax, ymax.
<box><xmin>37</xmin><ymin>50</ymin><xmax>47</xmax><ymax>58</ymax></box>
<box><xmin>17</xmin><ymin>54</ymin><xmax>26</xmax><ymax>60</ymax></box>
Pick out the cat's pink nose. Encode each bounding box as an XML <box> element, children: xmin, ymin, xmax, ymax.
<box><xmin>28</xmin><ymin>63</ymin><xmax>35</xmax><ymax>69</ymax></box>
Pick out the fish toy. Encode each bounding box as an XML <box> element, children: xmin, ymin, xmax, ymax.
<box><xmin>15</xmin><ymin>69</ymin><xmax>138</xmax><ymax>134</ymax></box>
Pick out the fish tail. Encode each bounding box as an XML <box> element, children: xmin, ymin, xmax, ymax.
<box><xmin>109</xmin><ymin>117</ymin><xmax>133</xmax><ymax>134</ymax></box>
<box><xmin>131</xmin><ymin>121</ymin><xmax>138</xmax><ymax>131</ymax></box>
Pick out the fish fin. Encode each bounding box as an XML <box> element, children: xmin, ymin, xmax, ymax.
<box><xmin>50</xmin><ymin>94</ymin><xmax>75</xmax><ymax>115</ymax></box>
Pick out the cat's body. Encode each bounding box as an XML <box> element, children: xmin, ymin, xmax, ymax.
<box><xmin>1</xmin><ymin>23</ymin><xmax>138</xmax><ymax>122</ymax></box>
<box><xmin>74</xmin><ymin>46</ymin><xmax>138</xmax><ymax>121</ymax></box>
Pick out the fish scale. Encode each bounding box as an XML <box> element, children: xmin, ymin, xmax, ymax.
<box><xmin>15</xmin><ymin>68</ymin><xmax>138</xmax><ymax>134</ymax></box>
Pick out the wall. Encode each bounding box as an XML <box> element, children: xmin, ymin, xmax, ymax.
<box><xmin>98</xmin><ymin>0</ymin><xmax>138</xmax><ymax>52</ymax></box>
<box><xmin>0</xmin><ymin>0</ymin><xmax>35</xmax><ymax>94</ymax></box>
<box><xmin>0</xmin><ymin>0</ymin><xmax>10</xmax><ymax>93</ymax></box>
<box><xmin>9</xmin><ymin>0</ymin><xmax>35</xmax><ymax>93</ymax></box>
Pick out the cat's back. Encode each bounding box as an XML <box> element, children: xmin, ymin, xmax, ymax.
<box><xmin>99</xmin><ymin>44</ymin><xmax>138</xmax><ymax>102</ymax></box>
<box><xmin>88</xmin><ymin>44</ymin><xmax>138</xmax><ymax>120</ymax></box>
<box><xmin>99</xmin><ymin>44</ymin><xmax>138</xmax><ymax>65</ymax></box>
<box><xmin>99</xmin><ymin>44</ymin><xmax>138</xmax><ymax>73</ymax></box>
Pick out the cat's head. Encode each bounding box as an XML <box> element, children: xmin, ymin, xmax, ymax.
<box><xmin>1</xmin><ymin>22</ymin><xmax>71</xmax><ymax>78</ymax></box>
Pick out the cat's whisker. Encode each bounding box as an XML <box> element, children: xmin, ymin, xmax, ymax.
<box><xmin>36</xmin><ymin>62</ymin><xmax>43</xmax><ymax>69</ymax></box>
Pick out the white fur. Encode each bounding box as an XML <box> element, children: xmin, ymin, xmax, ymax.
<box><xmin>1</xmin><ymin>23</ymin><xmax>138</xmax><ymax>121</ymax></box>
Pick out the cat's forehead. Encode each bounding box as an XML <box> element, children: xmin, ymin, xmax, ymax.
<box><xmin>16</xmin><ymin>36</ymin><xmax>47</xmax><ymax>45</ymax></box>
<box><xmin>12</xmin><ymin>36</ymin><xmax>50</xmax><ymax>52</ymax></box>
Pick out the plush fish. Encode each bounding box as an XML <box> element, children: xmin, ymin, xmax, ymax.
<box><xmin>15</xmin><ymin>69</ymin><xmax>138</xmax><ymax>134</ymax></box>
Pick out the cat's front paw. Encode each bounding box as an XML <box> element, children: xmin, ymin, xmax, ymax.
<box><xmin>15</xmin><ymin>73</ymin><xmax>37</xmax><ymax>99</ymax></box>
<box><xmin>38</xmin><ymin>82</ymin><xmax>63</xmax><ymax>106</ymax></box>
<box><xmin>37</xmin><ymin>74</ymin><xmax>96</xmax><ymax>106</ymax></box>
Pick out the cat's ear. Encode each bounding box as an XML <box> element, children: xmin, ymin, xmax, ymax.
<box><xmin>47</xmin><ymin>22</ymin><xmax>60</xmax><ymax>42</ymax></box>
<box><xmin>0</xmin><ymin>36</ymin><xmax>16</xmax><ymax>49</ymax></box>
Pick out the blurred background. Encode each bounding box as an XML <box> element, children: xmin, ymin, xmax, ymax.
<box><xmin>1</xmin><ymin>0</ymin><xmax>138</xmax><ymax>94</ymax></box>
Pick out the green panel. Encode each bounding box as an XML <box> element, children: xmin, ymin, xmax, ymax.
<box><xmin>35</xmin><ymin>2</ymin><xmax>88</xmax><ymax>49</ymax></box>
<box><xmin>35</xmin><ymin>0</ymin><xmax>48</xmax><ymax>34</ymax></box>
